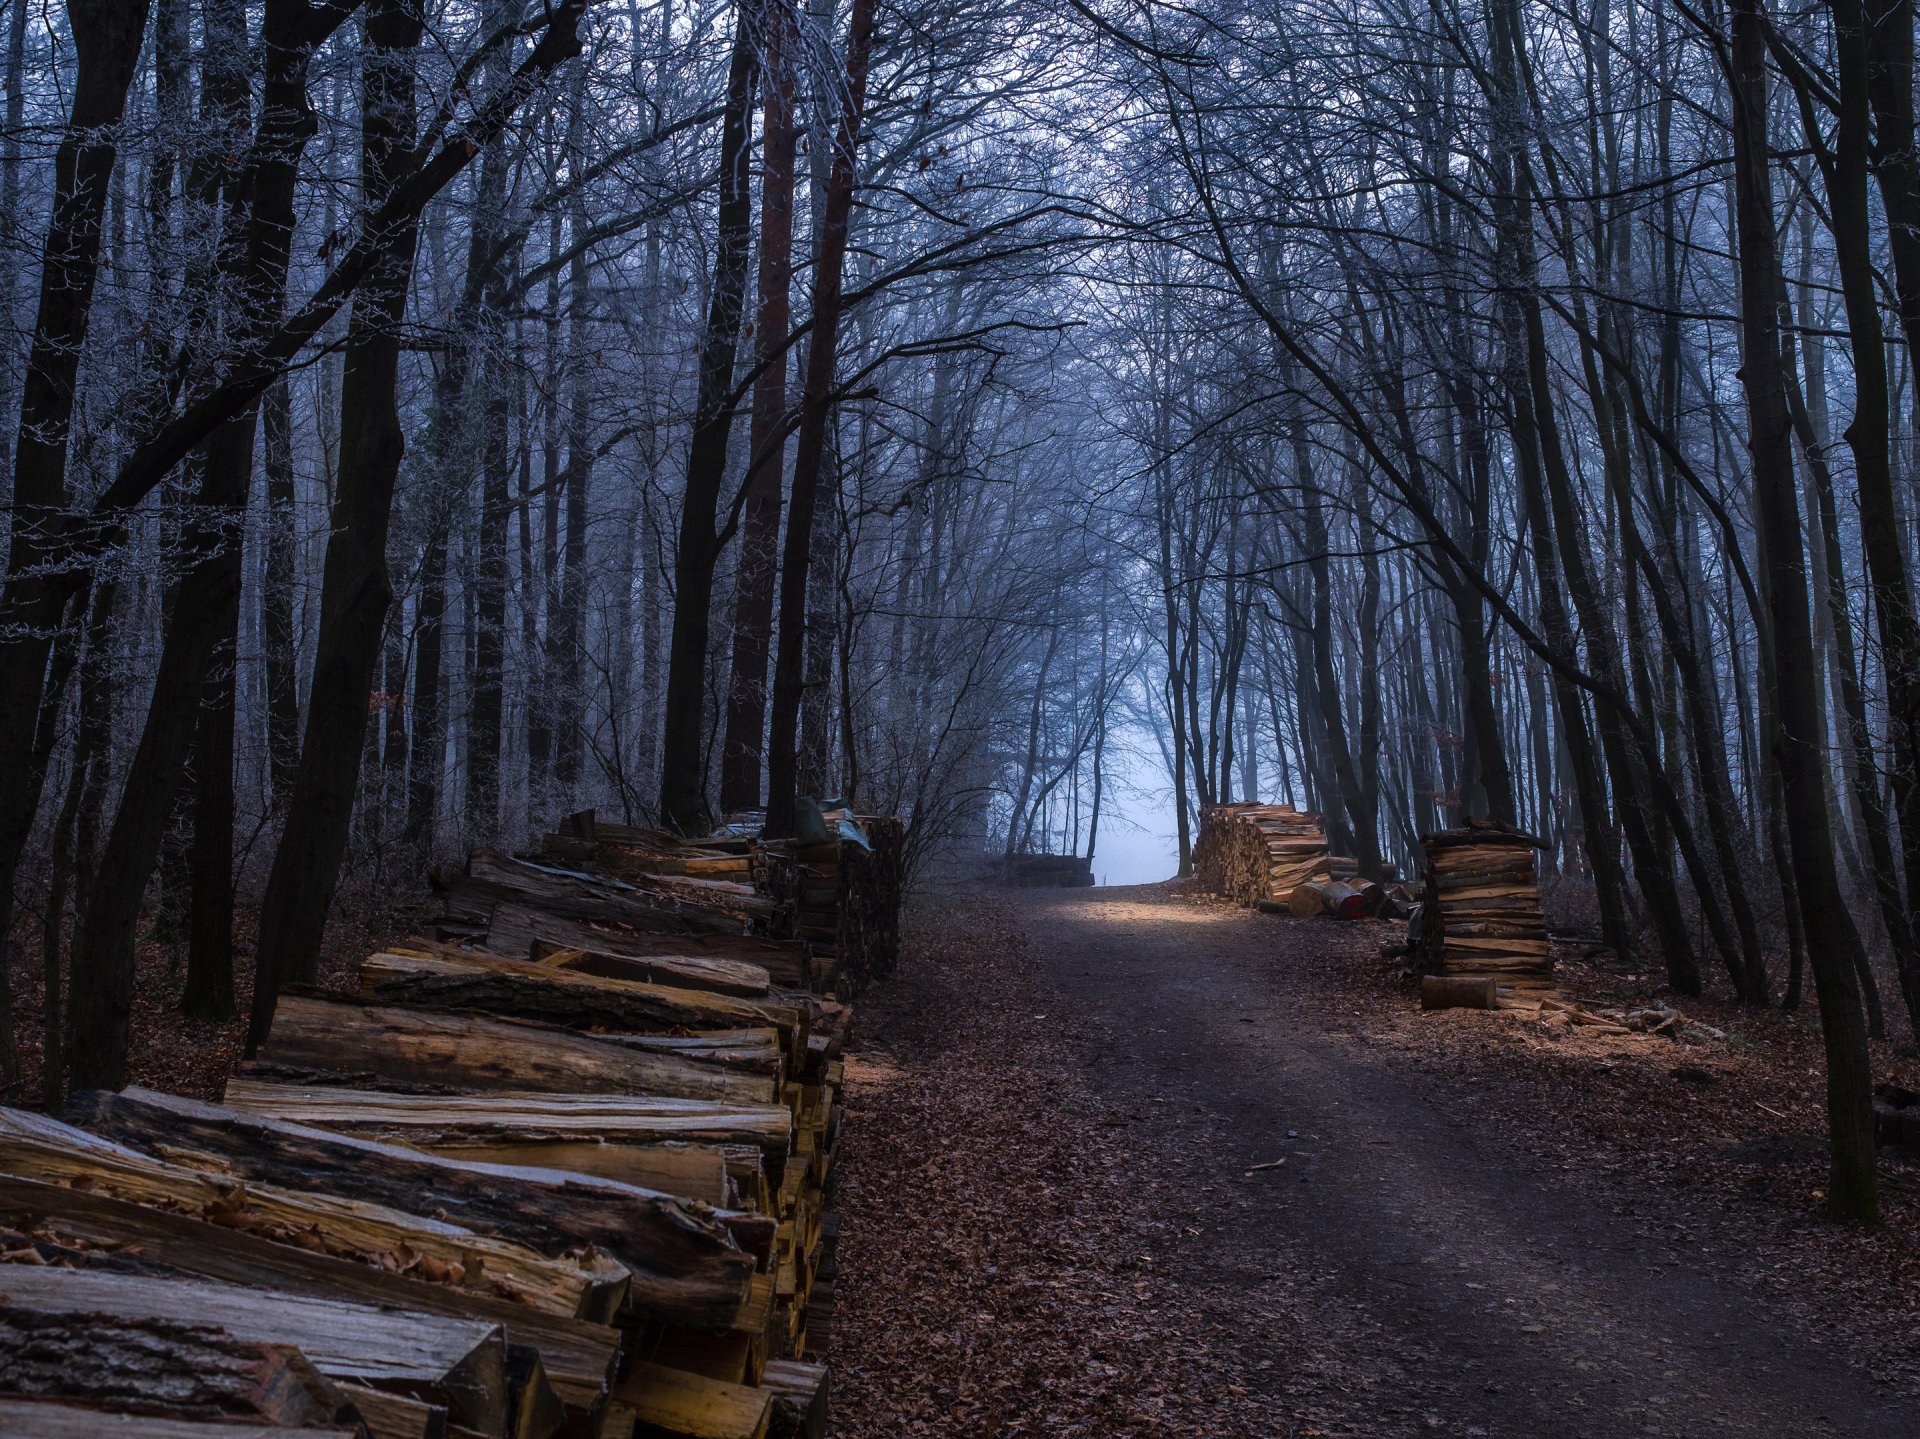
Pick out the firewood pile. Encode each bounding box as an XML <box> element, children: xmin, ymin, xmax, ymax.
<box><xmin>990</xmin><ymin>852</ymin><xmax>1095</xmax><ymax>888</ymax></box>
<box><xmin>1413</xmin><ymin>819</ymin><xmax>1552</xmax><ymax>989</ymax></box>
<box><xmin>758</xmin><ymin>812</ymin><xmax>905</xmax><ymax>994</ymax></box>
<box><xmin>0</xmin><ymin>829</ymin><xmax>856</xmax><ymax>1439</ymax></box>
<box><xmin>1193</xmin><ymin>802</ymin><xmax>1332</xmax><ymax>906</ymax></box>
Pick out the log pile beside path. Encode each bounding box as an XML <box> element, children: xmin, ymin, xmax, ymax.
<box><xmin>1414</xmin><ymin>819</ymin><xmax>1552</xmax><ymax>989</ymax></box>
<box><xmin>757</xmin><ymin>811</ymin><xmax>905</xmax><ymax>993</ymax></box>
<box><xmin>1194</xmin><ymin>803</ymin><xmax>1332</xmax><ymax>907</ymax></box>
<box><xmin>0</xmin><ymin>811</ymin><xmax>903</xmax><ymax>1439</ymax></box>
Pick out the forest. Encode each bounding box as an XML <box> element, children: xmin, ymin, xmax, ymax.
<box><xmin>4</xmin><ymin>0</ymin><xmax>1920</xmax><ymax>1289</ymax></box>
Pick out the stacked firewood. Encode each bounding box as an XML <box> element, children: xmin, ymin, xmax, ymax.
<box><xmin>1414</xmin><ymin>820</ymin><xmax>1552</xmax><ymax>988</ymax></box>
<box><xmin>0</xmin><ymin>834</ymin><xmax>849</xmax><ymax>1439</ymax></box>
<box><xmin>1194</xmin><ymin>802</ymin><xmax>1332</xmax><ymax>906</ymax></box>
<box><xmin>761</xmin><ymin>812</ymin><xmax>905</xmax><ymax>993</ymax></box>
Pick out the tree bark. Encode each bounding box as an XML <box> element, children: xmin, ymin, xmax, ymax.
<box><xmin>0</xmin><ymin>0</ymin><xmax>152</xmax><ymax>1015</ymax></box>
<box><xmin>248</xmin><ymin>0</ymin><xmax>441</xmax><ymax>1051</ymax></box>
<box><xmin>1729</xmin><ymin>0</ymin><xmax>1879</xmax><ymax>1221</ymax></box>
<box><xmin>720</xmin><ymin>4</ymin><xmax>798</xmax><ymax>815</ymax></box>
<box><xmin>765</xmin><ymin>0</ymin><xmax>879</xmax><ymax>838</ymax></box>
<box><xmin>659</xmin><ymin>8</ymin><xmax>760</xmax><ymax>831</ymax></box>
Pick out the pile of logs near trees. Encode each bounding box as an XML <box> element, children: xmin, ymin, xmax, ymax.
<box><xmin>757</xmin><ymin>812</ymin><xmax>905</xmax><ymax>991</ymax></box>
<box><xmin>1194</xmin><ymin>803</ymin><xmax>1414</xmax><ymax>919</ymax></box>
<box><xmin>1193</xmin><ymin>803</ymin><xmax>1332</xmax><ymax>906</ymax></box>
<box><xmin>990</xmin><ymin>853</ymin><xmax>1095</xmax><ymax>888</ymax></box>
<box><xmin>0</xmin><ymin>815</ymin><xmax>895</xmax><ymax>1439</ymax></box>
<box><xmin>1413</xmin><ymin>820</ymin><xmax>1554</xmax><ymax>1004</ymax></box>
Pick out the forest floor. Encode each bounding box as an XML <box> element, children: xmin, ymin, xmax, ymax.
<box><xmin>829</xmin><ymin>883</ymin><xmax>1920</xmax><ymax>1438</ymax></box>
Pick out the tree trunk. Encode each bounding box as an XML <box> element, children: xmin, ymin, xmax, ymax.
<box><xmin>658</xmin><ymin>7</ymin><xmax>760</xmax><ymax>831</ymax></box>
<box><xmin>72</xmin><ymin>0</ymin><xmax>344</xmax><ymax>1086</ymax></box>
<box><xmin>719</xmin><ymin>4</ymin><xmax>797</xmax><ymax>815</ymax></box>
<box><xmin>765</xmin><ymin>0</ymin><xmax>878</xmax><ymax>837</ymax></box>
<box><xmin>249</xmin><ymin>0</ymin><xmax>434</xmax><ymax>1051</ymax></box>
<box><xmin>0</xmin><ymin>0</ymin><xmax>152</xmax><ymax>1005</ymax></box>
<box><xmin>1729</xmin><ymin>0</ymin><xmax>1878</xmax><ymax>1222</ymax></box>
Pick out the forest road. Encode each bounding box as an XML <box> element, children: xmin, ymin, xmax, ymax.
<box><xmin>1013</xmin><ymin>883</ymin><xmax>1914</xmax><ymax>1439</ymax></box>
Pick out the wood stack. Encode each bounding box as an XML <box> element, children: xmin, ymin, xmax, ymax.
<box><xmin>991</xmin><ymin>853</ymin><xmax>1095</xmax><ymax>888</ymax></box>
<box><xmin>763</xmin><ymin>812</ymin><xmax>904</xmax><ymax>994</ymax></box>
<box><xmin>1414</xmin><ymin>819</ymin><xmax>1551</xmax><ymax>988</ymax></box>
<box><xmin>2</xmin><ymin>824</ymin><xmax>856</xmax><ymax>1439</ymax></box>
<box><xmin>1193</xmin><ymin>803</ymin><xmax>1331</xmax><ymax>907</ymax></box>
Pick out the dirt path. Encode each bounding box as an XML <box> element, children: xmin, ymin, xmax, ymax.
<box><xmin>832</xmin><ymin>884</ymin><xmax>1920</xmax><ymax>1439</ymax></box>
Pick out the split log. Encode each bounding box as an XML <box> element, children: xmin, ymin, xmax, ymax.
<box><xmin>331</xmin><ymin>1388</ymin><xmax>446</xmax><ymax>1439</ymax></box>
<box><xmin>0</xmin><ymin>1107</ymin><xmax>627</xmax><ymax>1322</ymax></box>
<box><xmin>1419</xmin><ymin>975</ymin><xmax>1498</xmax><ymax>1011</ymax></box>
<box><xmin>438</xmin><ymin>853</ymin><xmax>755</xmax><ymax>936</ymax></box>
<box><xmin>481</xmin><ymin>909</ymin><xmax>810</xmax><ymax>991</ymax></box>
<box><xmin>613</xmin><ymin>1363</ymin><xmax>771</xmax><ymax>1439</ymax></box>
<box><xmin>529</xmin><ymin>943</ymin><xmax>771</xmax><ymax>999</ymax></box>
<box><xmin>0</xmin><ymin>1172</ymin><xmax>620</xmax><ymax>1419</ymax></box>
<box><xmin>597</xmin><ymin>1030</ymin><xmax>785</xmax><ymax>1079</ymax></box>
<box><xmin>257</xmin><ymin>990</ymin><xmax>776</xmax><ymax>1106</ymax></box>
<box><xmin>219</xmin><ymin>1080</ymin><xmax>796</xmax><ymax>1172</ymax></box>
<box><xmin>0</xmin><ymin>1402</ymin><xmax>361</xmax><ymax>1439</ymax></box>
<box><xmin>760</xmin><ymin>1361</ymin><xmax>828</xmax><ymax>1439</ymax></box>
<box><xmin>0</xmin><ymin>1269</ymin><xmax>509</xmax><ymax>1437</ymax></box>
<box><xmin>0</xmin><ymin>1305</ymin><xmax>358</xmax><ymax>1430</ymax></box>
<box><xmin>359</xmin><ymin>951</ymin><xmax>805</xmax><ymax>1064</ymax></box>
<box><xmin>67</xmin><ymin>1087</ymin><xmax>756</xmax><ymax>1330</ymax></box>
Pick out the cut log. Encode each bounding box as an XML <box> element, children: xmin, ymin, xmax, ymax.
<box><xmin>437</xmin><ymin>853</ymin><xmax>755</xmax><ymax>937</ymax></box>
<box><xmin>403</xmin><ymin>1139</ymin><xmax>737</xmax><ymax>1205</ymax></box>
<box><xmin>0</xmin><ymin>1305</ymin><xmax>357</xmax><ymax>1430</ymax></box>
<box><xmin>0</xmin><ymin>1402</ymin><xmax>362</xmax><ymax>1439</ymax></box>
<box><xmin>257</xmin><ymin>991</ymin><xmax>776</xmax><ymax>1106</ymax></box>
<box><xmin>0</xmin><ymin>1269</ymin><xmax>508</xmax><ymax>1437</ymax></box>
<box><xmin>67</xmin><ymin>1088</ymin><xmax>755</xmax><ymax>1330</ymax></box>
<box><xmin>218</xmin><ymin>1081</ymin><xmax>795</xmax><ymax>1172</ymax></box>
<box><xmin>1419</xmin><ymin>975</ymin><xmax>1498</xmax><ymax>1011</ymax></box>
<box><xmin>759</xmin><ymin>1361</ymin><xmax>827</xmax><ymax>1439</ymax></box>
<box><xmin>333</xmin><ymin>1387</ymin><xmax>447</xmax><ymax>1439</ymax></box>
<box><xmin>0</xmin><ymin>1107</ymin><xmax>626</xmax><ymax>1321</ymax></box>
<box><xmin>528</xmin><ymin>944</ymin><xmax>770</xmax><ymax>1000</ymax></box>
<box><xmin>0</xmin><ymin>1173</ymin><xmax>619</xmax><ymax>1419</ymax></box>
<box><xmin>359</xmin><ymin>952</ymin><xmax>805</xmax><ymax>1064</ymax></box>
<box><xmin>479</xmin><ymin>911</ymin><xmax>810</xmax><ymax>991</ymax></box>
<box><xmin>1287</xmin><ymin>883</ymin><xmax>1325</xmax><ymax>917</ymax></box>
<box><xmin>613</xmin><ymin>1364</ymin><xmax>771</xmax><ymax>1439</ymax></box>
<box><xmin>596</xmin><ymin>1031</ymin><xmax>785</xmax><ymax>1079</ymax></box>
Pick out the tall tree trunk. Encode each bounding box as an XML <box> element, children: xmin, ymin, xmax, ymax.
<box><xmin>72</xmin><ymin>0</ymin><xmax>347</xmax><ymax>1085</ymax></box>
<box><xmin>720</xmin><ymin>3</ymin><xmax>797</xmax><ymax>815</ymax></box>
<box><xmin>0</xmin><ymin>0</ymin><xmax>152</xmax><ymax>1018</ymax></box>
<box><xmin>765</xmin><ymin>0</ymin><xmax>878</xmax><ymax>838</ymax></box>
<box><xmin>248</xmin><ymin>0</ymin><xmax>433</xmax><ymax>1051</ymax></box>
<box><xmin>658</xmin><ymin>6</ymin><xmax>760</xmax><ymax>831</ymax></box>
<box><xmin>1729</xmin><ymin>0</ymin><xmax>1878</xmax><ymax>1222</ymax></box>
<box><xmin>261</xmin><ymin>375</ymin><xmax>302</xmax><ymax>799</ymax></box>
<box><xmin>1822</xmin><ymin>0</ymin><xmax>1920</xmax><ymax>1046</ymax></box>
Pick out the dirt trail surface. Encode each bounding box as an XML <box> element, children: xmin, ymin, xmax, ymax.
<box><xmin>829</xmin><ymin>883</ymin><xmax>1920</xmax><ymax>1438</ymax></box>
